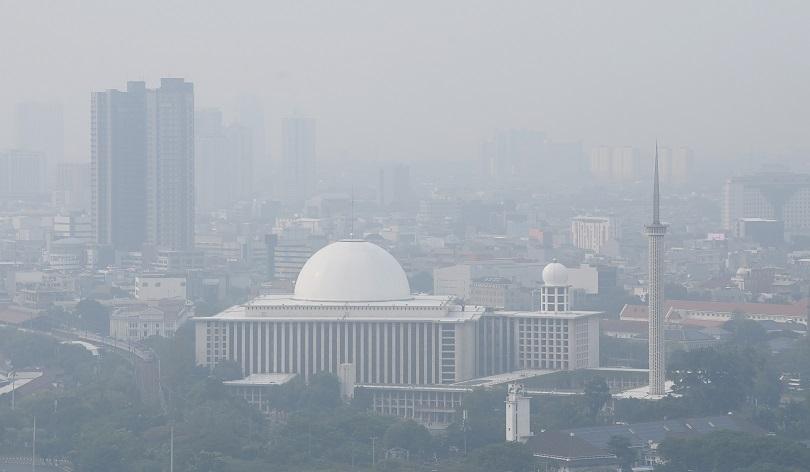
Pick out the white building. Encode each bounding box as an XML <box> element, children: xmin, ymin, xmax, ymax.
<box><xmin>195</xmin><ymin>240</ymin><xmax>485</xmax><ymax>384</ymax></box>
<box><xmin>135</xmin><ymin>274</ymin><xmax>187</xmax><ymax>301</ymax></box>
<box><xmin>571</xmin><ymin>216</ymin><xmax>620</xmax><ymax>254</ymax></box>
<box><xmin>506</xmin><ymin>383</ymin><xmax>532</xmax><ymax>443</ymax></box>
<box><xmin>498</xmin><ymin>262</ymin><xmax>600</xmax><ymax>371</ymax></box>
<box><xmin>195</xmin><ymin>242</ymin><xmax>603</xmax><ymax>429</ymax></box>
<box><xmin>109</xmin><ymin>300</ymin><xmax>190</xmax><ymax>342</ymax></box>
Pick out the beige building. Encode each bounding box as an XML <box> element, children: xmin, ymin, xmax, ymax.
<box><xmin>571</xmin><ymin>216</ymin><xmax>620</xmax><ymax>254</ymax></box>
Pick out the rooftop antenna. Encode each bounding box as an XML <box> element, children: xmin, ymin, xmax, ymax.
<box><xmin>350</xmin><ymin>186</ymin><xmax>355</xmax><ymax>239</ymax></box>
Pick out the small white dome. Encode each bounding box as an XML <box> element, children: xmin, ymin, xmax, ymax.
<box><xmin>294</xmin><ymin>240</ymin><xmax>412</xmax><ymax>302</ymax></box>
<box><xmin>542</xmin><ymin>261</ymin><xmax>569</xmax><ymax>286</ymax></box>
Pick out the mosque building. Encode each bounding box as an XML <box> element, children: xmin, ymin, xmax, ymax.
<box><xmin>195</xmin><ymin>239</ymin><xmax>601</xmax><ymax>425</ymax></box>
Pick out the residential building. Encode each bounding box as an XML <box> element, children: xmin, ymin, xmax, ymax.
<box><xmin>571</xmin><ymin>216</ymin><xmax>620</xmax><ymax>254</ymax></box>
<box><xmin>722</xmin><ymin>172</ymin><xmax>810</xmax><ymax>236</ymax></box>
<box><xmin>281</xmin><ymin>116</ymin><xmax>316</xmax><ymax>206</ymax></box>
<box><xmin>92</xmin><ymin>79</ymin><xmax>194</xmax><ymax>252</ymax></box>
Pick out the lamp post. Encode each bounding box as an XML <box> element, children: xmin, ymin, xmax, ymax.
<box><xmin>10</xmin><ymin>370</ymin><xmax>16</xmax><ymax>410</ymax></box>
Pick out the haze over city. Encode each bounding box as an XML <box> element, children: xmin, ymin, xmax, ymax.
<box><xmin>1</xmin><ymin>0</ymin><xmax>809</xmax><ymax>165</ymax></box>
<box><xmin>2</xmin><ymin>2</ymin><xmax>810</xmax><ymax>472</ymax></box>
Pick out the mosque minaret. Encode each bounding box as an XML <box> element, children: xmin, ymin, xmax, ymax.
<box><xmin>645</xmin><ymin>146</ymin><xmax>667</xmax><ymax>396</ymax></box>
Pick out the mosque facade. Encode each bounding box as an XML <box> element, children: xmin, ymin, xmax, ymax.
<box><xmin>195</xmin><ymin>240</ymin><xmax>600</xmax><ymax>392</ymax></box>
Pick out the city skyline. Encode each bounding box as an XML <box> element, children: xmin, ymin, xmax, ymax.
<box><xmin>1</xmin><ymin>1</ymin><xmax>809</xmax><ymax>166</ymax></box>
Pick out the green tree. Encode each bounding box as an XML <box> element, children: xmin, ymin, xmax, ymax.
<box><xmin>606</xmin><ymin>435</ymin><xmax>635</xmax><ymax>471</ymax></box>
<box><xmin>668</xmin><ymin>347</ymin><xmax>756</xmax><ymax>413</ymax></box>
<box><xmin>75</xmin><ymin>298</ymin><xmax>111</xmax><ymax>335</ymax></box>
<box><xmin>465</xmin><ymin>442</ymin><xmax>535</xmax><ymax>472</ymax></box>
<box><xmin>306</xmin><ymin>372</ymin><xmax>341</xmax><ymax>410</ymax></box>
<box><xmin>583</xmin><ymin>376</ymin><xmax>610</xmax><ymax>419</ymax></box>
<box><xmin>724</xmin><ymin>318</ymin><xmax>768</xmax><ymax>345</ymax></box>
<box><xmin>382</xmin><ymin>420</ymin><xmax>432</xmax><ymax>458</ymax></box>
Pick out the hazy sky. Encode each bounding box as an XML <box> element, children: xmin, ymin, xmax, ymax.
<box><xmin>1</xmin><ymin>0</ymin><xmax>808</xmax><ymax>164</ymax></box>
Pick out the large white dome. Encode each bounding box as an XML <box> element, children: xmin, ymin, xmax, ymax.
<box><xmin>542</xmin><ymin>261</ymin><xmax>569</xmax><ymax>287</ymax></box>
<box><xmin>294</xmin><ymin>240</ymin><xmax>412</xmax><ymax>302</ymax></box>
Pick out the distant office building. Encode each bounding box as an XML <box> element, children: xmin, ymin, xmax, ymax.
<box><xmin>417</xmin><ymin>198</ymin><xmax>462</xmax><ymax>237</ymax></box>
<box><xmin>153</xmin><ymin>249</ymin><xmax>205</xmax><ymax>274</ymax></box>
<box><xmin>571</xmin><ymin>216</ymin><xmax>620</xmax><ymax>254</ymax></box>
<box><xmin>195</xmin><ymin>109</ymin><xmax>254</xmax><ymax>210</ymax></box>
<box><xmin>282</xmin><ymin>116</ymin><xmax>316</xmax><ymax>206</ymax></box>
<box><xmin>737</xmin><ymin>218</ymin><xmax>784</xmax><ymax>246</ymax></box>
<box><xmin>589</xmin><ymin>146</ymin><xmax>640</xmax><ymax>183</ymax></box>
<box><xmin>54</xmin><ymin>162</ymin><xmax>91</xmax><ymax>211</ymax></box>
<box><xmin>46</xmin><ymin>238</ymin><xmax>89</xmax><ymax>271</ymax></box>
<box><xmin>235</xmin><ymin>96</ymin><xmax>267</xmax><ymax>194</ymax></box>
<box><xmin>92</xmin><ymin>79</ymin><xmax>195</xmax><ymax>252</ymax></box>
<box><xmin>658</xmin><ymin>147</ymin><xmax>693</xmax><ymax>185</ymax></box>
<box><xmin>433</xmin><ymin>260</ymin><xmax>545</xmax><ymax>300</ymax></box>
<box><xmin>378</xmin><ymin>164</ymin><xmax>412</xmax><ymax>208</ymax></box>
<box><xmin>468</xmin><ymin>277</ymin><xmax>531</xmax><ymax>310</ymax></box>
<box><xmin>722</xmin><ymin>172</ymin><xmax>810</xmax><ymax>236</ymax></box>
<box><xmin>0</xmin><ymin>150</ymin><xmax>46</xmax><ymax>197</ymax></box>
<box><xmin>135</xmin><ymin>274</ymin><xmax>187</xmax><ymax>301</ymax></box>
<box><xmin>480</xmin><ymin>129</ymin><xmax>545</xmax><ymax>179</ymax></box>
<box><xmin>195</xmin><ymin>109</ymin><xmax>230</xmax><ymax>210</ymax></box>
<box><xmin>14</xmin><ymin>101</ymin><xmax>63</xmax><ymax>181</ymax></box>
<box><xmin>52</xmin><ymin>213</ymin><xmax>92</xmax><ymax>240</ymax></box>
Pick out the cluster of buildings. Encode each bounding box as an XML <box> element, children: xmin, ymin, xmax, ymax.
<box><xmin>2</xmin><ymin>80</ymin><xmax>809</xmax><ymax>455</ymax></box>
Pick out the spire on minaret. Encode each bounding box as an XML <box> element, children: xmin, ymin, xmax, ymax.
<box><xmin>653</xmin><ymin>142</ymin><xmax>660</xmax><ymax>225</ymax></box>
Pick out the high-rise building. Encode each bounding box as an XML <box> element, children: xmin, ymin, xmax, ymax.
<box><xmin>147</xmin><ymin>78</ymin><xmax>195</xmax><ymax>250</ymax></box>
<box><xmin>378</xmin><ymin>164</ymin><xmax>412</xmax><ymax>209</ymax></box>
<box><xmin>571</xmin><ymin>216</ymin><xmax>620</xmax><ymax>254</ymax></box>
<box><xmin>92</xmin><ymin>79</ymin><xmax>194</xmax><ymax>252</ymax></box>
<box><xmin>589</xmin><ymin>146</ymin><xmax>640</xmax><ymax>183</ymax></box>
<box><xmin>235</xmin><ymin>96</ymin><xmax>267</xmax><ymax>194</ymax></box>
<box><xmin>722</xmin><ymin>172</ymin><xmax>810</xmax><ymax>237</ymax></box>
<box><xmin>657</xmin><ymin>147</ymin><xmax>692</xmax><ymax>185</ymax></box>
<box><xmin>645</xmin><ymin>148</ymin><xmax>667</xmax><ymax>396</ymax></box>
<box><xmin>281</xmin><ymin>116</ymin><xmax>316</xmax><ymax>206</ymax></box>
<box><xmin>14</xmin><ymin>101</ymin><xmax>64</xmax><ymax>182</ymax></box>
<box><xmin>195</xmin><ymin>109</ymin><xmax>229</xmax><ymax>211</ymax></box>
<box><xmin>0</xmin><ymin>150</ymin><xmax>46</xmax><ymax>197</ymax></box>
<box><xmin>195</xmin><ymin>109</ymin><xmax>255</xmax><ymax>211</ymax></box>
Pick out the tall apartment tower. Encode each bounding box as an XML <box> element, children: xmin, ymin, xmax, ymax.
<box><xmin>14</xmin><ymin>101</ymin><xmax>64</xmax><ymax>184</ymax></box>
<box><xmin>282</xmin><ymin>116</ymin><xmax>316</xmax><ymax>206</ymax></box>
<box><xmin>645</xmin><ymin>147</ymin><xmax>667</xmax><ymax>396</ymax></box>
<box><xmin>92</xmin><ymin>79</ymin><xmax>194</xmax><ymax>252</ymax></box>
<box><xmin>147</xmin><ymin>78</ymin><xmax>195</xmax><ymax>250</ymax></box>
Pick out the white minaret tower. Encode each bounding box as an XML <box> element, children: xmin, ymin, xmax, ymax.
<box><xmin>645</xmin><ymin>145</ymin><xmax>667</xmax><ymax>396</ymax></box>
<box><xmin>505</xmin><ymin>383</ymin><xmax>533</xmax><ymax>442</ymax></box>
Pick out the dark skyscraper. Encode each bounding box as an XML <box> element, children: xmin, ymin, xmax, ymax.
<box><xmin>92</xmin><ymin>79</ymin><xmax>194</xmax><ymax>252</ymax></box>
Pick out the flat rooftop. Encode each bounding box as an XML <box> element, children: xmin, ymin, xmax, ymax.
<box><xmin>223</xmin><ymin>373</ymin><xmax>297</xmax><ymax>387</ymax></box>
<box><xmin>495</xmin><ymin>310</ymin><xmax>602</xmax><ymax>319</ymax></box>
